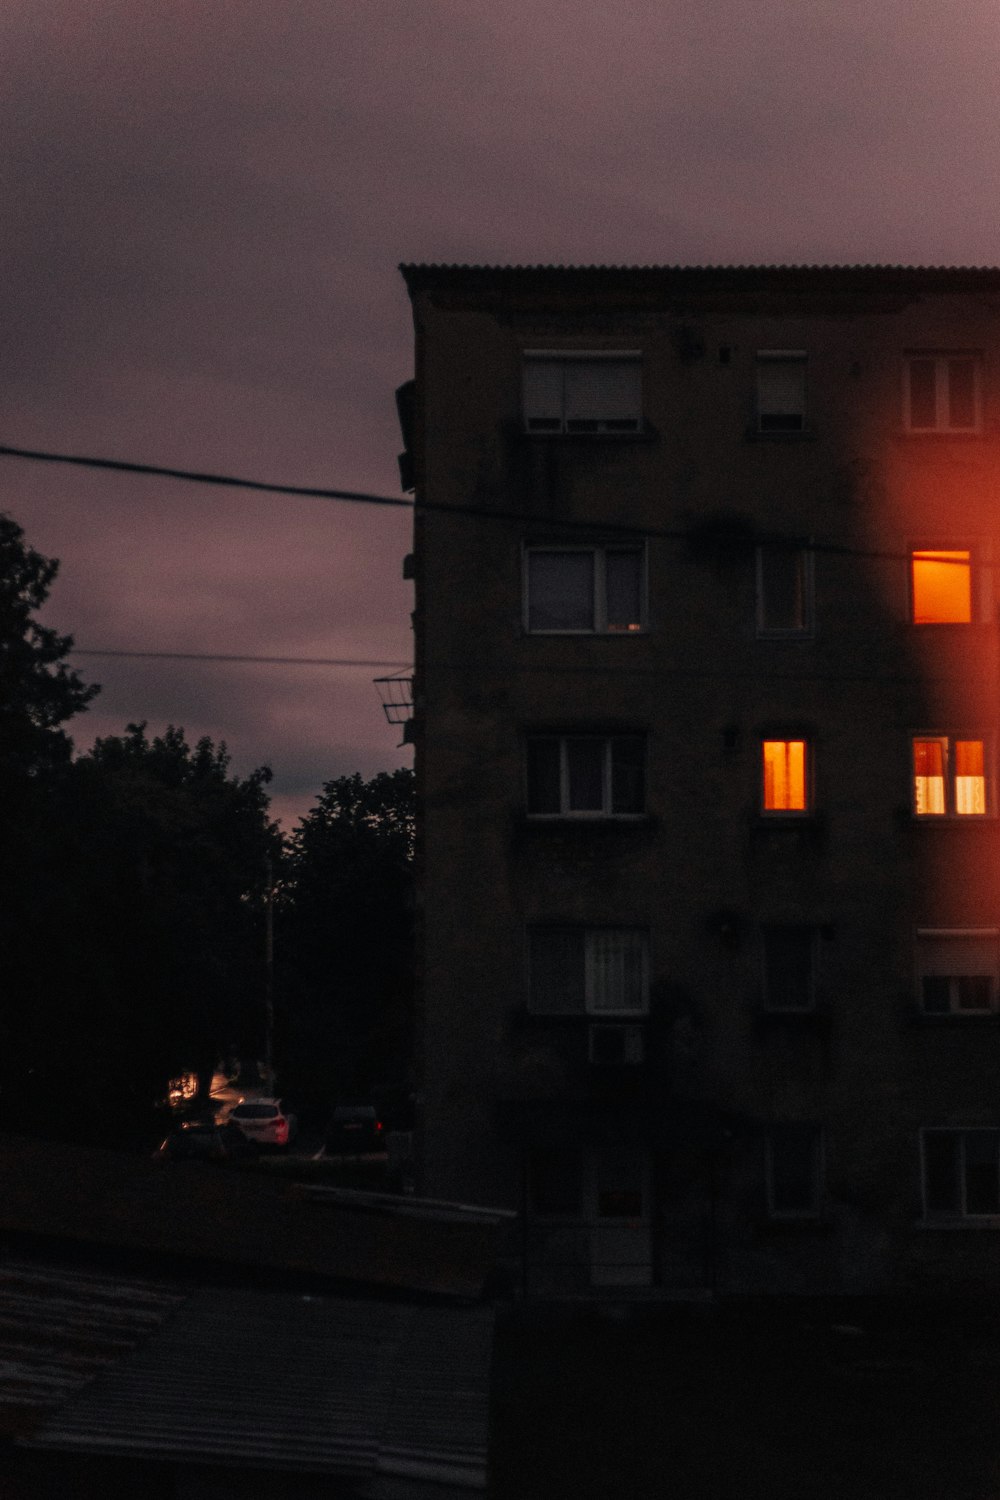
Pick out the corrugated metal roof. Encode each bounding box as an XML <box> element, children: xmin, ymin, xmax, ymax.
<box><xmin>0</xmin><ymin>1256</ymin><xmax>190</xmax><ymax>1431</ymax></box>
<box><xmin>400</xmin><ymin>261</ymin><xmax>1000</xmax><ymax>274</ymax></box>
<box><xmin>25</xmin><ymin>1286</ymin><xmax>494</xmax><ymax>1491</ymax></box>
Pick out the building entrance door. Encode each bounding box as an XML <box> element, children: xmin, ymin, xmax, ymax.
<box><xmin>586</xmin><ymin>1148</ymin><xmax>652</xmax><ymax>1286</ymax></box>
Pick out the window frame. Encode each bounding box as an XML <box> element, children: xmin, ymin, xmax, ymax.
<box><xmin>760</xmin><ymin>737</ymin><xmax>811</xmax><ymax>816</ymax></box>
<box><xmin>911</xmin><ymin>734</ymin><xmax>990</xmax><ymax>819</ymax></box>
<box><xmin>522</xmin><ymin>350</ymin><xmax>643</xmax><ymax>436</ymax></box>
<box><xmin>523</xmin><ymin>542</ymin><xmax>647</xmax><ymax>635</ymax></box>
<box><xmin>525</xmin><ymin>733</ymin><xmax>646</xmax><ymax>820</ymax></box>
<box><xmin>908</xmin><ymin>545</ymin><xmax>975</xmax><ymax>625</ymax></box>
<box><xmin>755</xmin><ymin>350</ymin><xmax>807</xmax><ymax>434</ymax></box>
<box><xmin>915</xmin><ymin>928</ymin><xmax>1000</xmax><ymax>1016</ymax></box>
<box><xmin>903</xmin><ymin>352</ymin><xmax>983</xmax><ymax>434</ymax></box>
<box><xmin>765</xmin><ymin>1125</ymin><xmax>824</xmax><ymax>1219</ymax></box>
<box><xmin>921</xmin><ymin>1128</ymin><xmax>1000</xmax><ymax>1220</ymax></box>
<box><xmin>761</xmin><ymin>925</ymin><xmax>818</xmax><ymax>1013</ymax></box>
<box><xmin>755</xmin><ymin>544</ymin><xmax>815</xmax><ymax>638</ymax></box>
<box><xmin>527</xmin><ymin>926</ymin><xmax>650</xmax><ymax>1018</ymax></box>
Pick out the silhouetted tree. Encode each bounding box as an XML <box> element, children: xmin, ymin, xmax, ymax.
<box><xmin>277</xmin><ymin>769</ymin><xmax>415</xmax><ymax>1121</ymax></box>
<box><xmin>0</xmin><ymin>512</ymin><xmax>98</xmax><ymax>775</ymax></box>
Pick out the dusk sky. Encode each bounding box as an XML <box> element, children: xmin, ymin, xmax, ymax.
<box><xmin>5</xmin><ymin>0</ymin><xmax>999</xmax><ymax>827</ymax></box>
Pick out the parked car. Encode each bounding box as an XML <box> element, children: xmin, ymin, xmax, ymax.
<box><xmin>228</xmin><ymin>1097</ymin><xmax>298</xmax><ymax>1148</ymax></box>
<box><xmin>155</xmin><ymin>1120</ymin><xmax>260</xmax><ymax>1162</ymax></box>
<box><xmin>325</xmin><ymin>1105</ymin><xmax>384</xmax><ymax>1156</ymax></box>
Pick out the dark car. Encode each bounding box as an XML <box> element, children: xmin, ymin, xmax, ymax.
<box><xmin>325</xmin><ymin>1105</ymin><xmax>384</xmax><ymax>1156</ymax></box>
<box><xmin>155</xmin><ymin>1120</ymin><xmax>260</xmax><ymax>1163</ymax></box>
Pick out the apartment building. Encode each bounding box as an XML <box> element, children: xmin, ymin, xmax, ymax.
<box><xmin>398</xmin><ymin>263</ymin><xmax>1000</xmax><ymax>1293</ymax></box>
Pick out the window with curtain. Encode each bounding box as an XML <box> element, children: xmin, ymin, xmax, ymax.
<box><xmin>913</xmin><ymin>737</ymin><xmax>986</xmax><ymax>816</ymax></box>
<box><xmin>528</xmin><ymin>927</ymin><xmax>649</xmax><ymax>1015</ymax></box>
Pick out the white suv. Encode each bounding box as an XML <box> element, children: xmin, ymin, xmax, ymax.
<box><xmin>228</xmin><ymin>1097</ymin><xmax>297</xmax><ymax>1148</ymax></box>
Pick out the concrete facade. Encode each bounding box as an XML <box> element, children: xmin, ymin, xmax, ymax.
<box><xmin>400</xmin><ymin>263</ymin><xmax>1000</xmax><ymax>1293</ymax></box>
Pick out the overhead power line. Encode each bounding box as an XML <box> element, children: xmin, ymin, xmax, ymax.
<box><xmin>71</xmin><ymin>648</ymin><xmax>410</xmax><ymax>668</ymax></box>
<box><xmin>0</xmin><ymin>439</ymin><xmax>984</xmax><ymax>565</ymax></box>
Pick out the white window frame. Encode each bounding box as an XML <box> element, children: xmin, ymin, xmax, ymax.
<box><xmin>526</xmin><ymin>734</ymin><xmax>646</xmax><ymax>819</ymax></box>
<box><xmin>755</xmin><ymin>544</ymin><xmax>815</xmax><ymax>638</ymax></box>
<box><xmin>912</xmin><ymin>734</ymin><xmax>990</xmax><ymax>818</ymax></box>
<box><xmin>755</xmin><ymin>350</ymin><xmax>807</xmax><ymax>433</ymax></box>
<box><xmin>523</xmin><ymin>543</ymin><xmax>647</xmax><ymax>635</ymax></box>
<box><xmin>915</xmin><ymin>929</ymin><xmax>999</xmax><ymax>1015</ymax></box>
<box><xmin>765</xmin><ymin>1125</ymin><xmax>824</xmax><ymax>1219</ymax></box>
<box><xmin>527</xmin><ymin>927</ymin><xmax>650</xmax><ymax>1017</ymax></box>
<box><xmin>903</xmin><ymin>352</ymin><xmax>982</xmax><ymax>434</ymax></box>
<box><xmin>522</xmin><ymin>350</ymin><xmax>643</xmax><ymax>435</ymax></box>
<box><xmin>921</xmin><ymin>1128</ymin><xmax>1000</xmax><ymax>1219</ymax></box>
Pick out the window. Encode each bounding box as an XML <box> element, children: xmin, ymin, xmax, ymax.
<box><xmin>756</xmin><ymin>545</ymin><xmax>814</xmax><ymax>636</ymax></box>
<box><xmin>922</xmin><ymin>1129</ymin><xmax>1000</xmax><ymax>1218</ymax></box>
<box><xmin>916</xmin><ymin>930</ymin><xmax>999</xmax><ymax>1014</ymax></box>
<box><xmin>756</xmin><ymin>351</ymin><xmax>806</xmax><ymax>432</ymax></box>
<box><xmin>761</xmin><ymin>739</ymin><xmax>809</xmax><ymax>813</ymax></box>
<box><xmin>528</xmin><ymin>927</ymin><xmax>649</xmax><ymax>1016</ymax></box>
<box><xmin>766</xmin><ymin>1125</ymin><xmax>823</xmax><ymax>1217</ymax></box>
<box><xmin>524</xmin><ymin>545</ymin><xmax>645</xmax><ymax>633</ymax></box>
<box><xmin>523</xmin><ymin>352</ymin><xmax>642</xmax><ymax>434</ymax></box>
<box><xmin>762</xmin><ymin>926</ymin><xmax>816</xmax><ymax>1011</ymax></box>
<box><xmin>904</xmin><ymin>354</ymin><xmax>981</xmax><ymax>433</ymax></box>
<box><xmin>910</xmin><ymin>549</ymin><xmax>972</xmax><ymax>623</ymax></box>
<box><xmin>912</xmin><ymin>737</ymin><xmax>987</xmax><ymax>816</ymax></box>
<box><xmin>526</xmin><ymin>735</ymin><xmax>645</xmax><ymax>817</ymax></box>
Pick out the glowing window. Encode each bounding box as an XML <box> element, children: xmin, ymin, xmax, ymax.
<box><xmin>916</xmin><ymin>930</ymin><xmax>998</xmax><ymax>1015</ymax></box>
<box><xmin>911</xmin><ymin>549</ymin><xmax>972</xmax><ymax>623</ymax></box>
<box><xmin>913</xmin><ymin>737</ymin><xmax>986</xmax><ymax>817</ymax></box>
<box><xmin>525</xmin><ymin>545</ymin><xmax>645</xmax><ymax>633</ymax></box>
<box><xmin>905</xmin><ymin>355</ymin><xmax>981</xmax><ymax>433</ymax></box>
<box><xmin>762</xmin><ymin>740</ymin><xmax>808</xmax><ymax>812</ymax></box>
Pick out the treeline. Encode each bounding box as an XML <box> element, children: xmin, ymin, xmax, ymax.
<box><xmin>0</xmin><ymin>513</ymin><xmax>414</xmax><ymax>1146</ymax></box>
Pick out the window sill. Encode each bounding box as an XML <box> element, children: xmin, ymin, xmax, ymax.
<box><xmin>521</xmin><ymin>425</ymin><xmax>659</xmax><ymax>444</ymax></box>
<box><xmin>894</xmin><ymin>429</ymin><xmax>986</xmax><ymax>441</ymax></box>
<box><xmin>755</xmin><ymin>1215</ymin><xmax>832</xmax><ymax>1235</ymax></box>
<box><xmin>523</xmin><ymin>629</ymin><xmax>649</xmax><ymax>638</ymax></box>
<box><xmin>907</xmin><ymin>1010</ymin><xmax>1000</xmax><ymax>1026</ymax></box>
<box><xmin>911</xmin><ymin>815</ymin><xmax>996</xmax><ymax>825</ymax></box>
<box><xmin>918</xmin><ymin>1216</ymin><xmax>1000</xmax><ymax>1229</ymax></box>
<box><xmin>526</xmin><ymin>814</ymin><xmax>650</xmax><ymax>824</ymax></box>
<box><xmin>744</xmin><ymin>427</ymin><xmax>816</xmax><ymax>442</ymax></box>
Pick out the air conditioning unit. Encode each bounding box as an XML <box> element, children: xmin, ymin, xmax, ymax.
<box><xmin>588</xmin><ymin>1023</ymin><xmax>645</xmax><ymax>1066</ymax></box>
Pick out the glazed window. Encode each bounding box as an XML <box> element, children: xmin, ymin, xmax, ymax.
<box><xmin>766</xmin><ymin>1125</ymin><xmax>823</xmax><ymax>1217</ymax></box>
<box><xmin>762</xmin><ymin>739</ymin><xmax>808</xmax><ymax>813</ymax></box>
<box><xmin>917</xmin><ymin>930</ymin><xmax>999</xmax><ymax>1014</ymax></box>
<box><xmin>527</xmin><ymin>735</ymin><xmax>645</xmax><ymax>817</ymax></box>
<box><xmin>910</xmin><ymin>549</ymin><xmax>972</xmax><ymax>623</ymax></box>
<box><xmin>762</xmin><ymin>926</ymin><xmax>816</xmax><ymax>1011</ymax></box>
<box><xmin>756</xmin><ymin>351</ymin><xmax>806</xmax><ymax>433</ymax></box>
<box><xmin>756</xmin><ymin>545</ymin><xmax>814</xmax><ymax>636</ymax></box>
<box><xmin>905</xmin><ymin>354</ymin><xmax>981</xmax><ymax>433</ymax></box>
<box><xmin>524</xmin><ymin>545</ymin><xmax>644</xmax><ymax>633</ymax></box>
<box><xmin>913</xmin><ymin>737</ymin><xmax>987</xmax><ymax>817</ymax></box>
<box><xmin>922</xmin><ymin>1129</ymin><xmax>1000</xmax><ymax>1218</ymax></box>
<box><xmin>523</xmin><ymin>352</ymin><xmax>642</xmax><ymax>435</ymax></box>
<box><xmin>528</xmin><ymin>927</ymin><xmax>649</xmax><ymax>1015</ymax></box>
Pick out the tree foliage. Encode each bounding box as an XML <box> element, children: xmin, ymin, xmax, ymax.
<box><xmin>0</xmin><ymin>512</ymin><xmax>98</xmax><ymax>775</ymax></box>
<box><xmin>277</xmin><ymin>769</ymin><xmax>415</xmax><ymax>1120</ymax></box>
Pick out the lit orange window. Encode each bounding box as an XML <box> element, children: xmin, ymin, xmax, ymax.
<box><xmin>956</xmin><ymin>740</ymin><xmax>986</xmax><ymax>815</ymax></box>
<box><xmin>762</xmin><ymin>740</ymin><xmax>807</xmax><ymax>812</ymax></box>
<box><xmin>911</xmin><ymin>550</ymin><xmax>971</xmax><ymax>624</ymax></box>
<box><xmin>913</xmin><ymin>737</ymin><xmax>987</xmax><ymax>816</ymax></box>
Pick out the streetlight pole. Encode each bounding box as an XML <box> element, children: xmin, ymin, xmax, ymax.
<box><xmin>263</xmin><ymin>856</ymin><xmax>274</xmax><ymax>1091</ymax></box>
